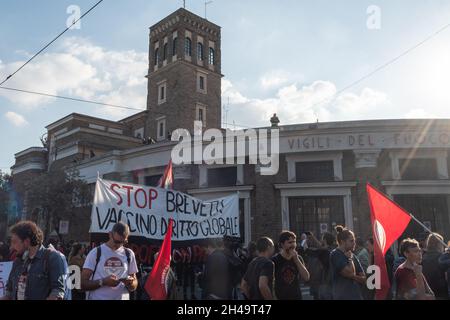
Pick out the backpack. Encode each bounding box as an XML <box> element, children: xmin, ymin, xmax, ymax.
<box><xmin>86</xmin><ymin>245</ymin><xmax>133</xmax><ymax>299</ymax></box>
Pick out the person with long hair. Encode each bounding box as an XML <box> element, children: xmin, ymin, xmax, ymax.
<box><xmin>2</xmin><ymin>221</ymin><xmax>67</xmax><ymax>300</ymax></box>
<box><xmin>68</xmin><ymin>243</ymin><xmax>86</xmax><ymax>300</ymax></box>
<box><xmin>422</xmin><ymin>233</ymin><xmax>447</xmax><ymax>299</ymax></box>
<box><xmin>68</xmin><ymin>243</ymin><xmax>86</xmax><ymax>269</ymax></box>
<box><xmin>329</xmin><ymin>225</ymin><xmax>366</xmax><ymax>300</ymax></box>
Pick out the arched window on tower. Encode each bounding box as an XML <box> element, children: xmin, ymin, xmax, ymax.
<box><xmin>154</xmin><ymin>48</ymin><xmax>159</xmax><ymax>66</ymax></box>
<box><xmin>197</xmin><ymin>42</ymin><xmax>204</xmax><ymax>61</ymax></box>
<box><xmin>209</xmin><ymin>47</ymin><xmax>215</xmax><ymax>65</ymax></box>
<box><xmin>163</xmin><ymin>43</ymin><xmax>168</xmax><ymax>61</ymax></box>
<box><xmin>185</xmin><ymin>37</ymin><xmax>192</xmax><ymax>56</ymax></box>
<box><xmin>172</xmin><ymin>37</ymin><xmax>178</xmax><ymax>56</ymax></box>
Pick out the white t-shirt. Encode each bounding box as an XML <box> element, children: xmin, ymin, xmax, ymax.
<box><xmin>83</xmin><ymin>244</ymin><xmax>138</xmax><ymax>300</ymax></box>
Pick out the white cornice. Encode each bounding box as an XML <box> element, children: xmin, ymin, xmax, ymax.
<box><xmin>382</xmin><ymin>180</ymin><xmax>450</xmax><ymax>195</ymax></box>
<box><xmin>274</xmin><ymin>182</ymin><xmax>357</xmax><ymax>189</ymax></box>
<box><xmin>12</xmin><ymin>163</ymin><xmax>45</xmax><ymax>175</ymax></box>
<box><xmin>382</xmin><ymin>180</ymin><xmax>450</xmax><ymax>187</ymax></box>
<box><xmin>55</xmin><ymin>127</ymin><xmax>141</xmax><ymax>143</ymax></box>
<box><xmin>15</xmin><ymin>147</ymin><xmax>47</xmax><ymax>158</ymax></box>
<box><xmin>46</xmin><ymin>115</ymin><xmax>75</xmax><ymax>131</ymax></box>
<box><xmin>46</xmin><ymin>113</ymin><xmax>127</xmax><ymax>132</ymax></box>
<box><xmin>188</xmin><ymin>185</ymin><xmax>254</xmax><ymax>194</ymax></box>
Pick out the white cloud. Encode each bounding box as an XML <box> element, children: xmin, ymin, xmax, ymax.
<box><xmin>4</xmin><ymin>111</ymin><xmax>29</xmax><ymax>127</ymax></box>
<box><xmin>404</xmin><ymin>108</ymin><xmax>438</xmax><ymax>119</ymax></box>
<box><xmin>94</xmin><ymin>86</ymin><xmax>147</xmax><ymax>119</ymax></box>
<box><xmin>334</xmin><ymin>88</ymin><xmax>388</xmax><ymax>115</ymax></box>
<box><xmin>259</xmin><ymin>70</ymin><xmax>304</xmax><ymax>90</ymax></box>
<box><xmin>222</xmin><ymin>79</ymin><xmax>250</xmax><ymax>104</ymax></box>
<box><xmin>0</xmin><ymin>37</ymin><xmax>390</xmax><ymax>126</ymax></box>
<box><xmin>260</xmin><ymin>70</ymin><xmax>289</xmax><ymax>89</ymax></box>
<box><xmin>223</xmin><ymin>78</ymin><xmax>389</xmax><ymax>127</ymax></box>
<box><xmin>0</xmin><ymin>37</ymin><xmax>147</xmax><ymax>119</ymax></box>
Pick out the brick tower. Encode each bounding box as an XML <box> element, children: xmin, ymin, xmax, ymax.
<box><xmin>145</xmin><ymin>8</ymin><xmax>222</xmax><ymax>141</ymax></box>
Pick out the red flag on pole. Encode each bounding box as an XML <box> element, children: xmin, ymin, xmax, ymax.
<box><xmin>366</xmin><ymin>183</ymin><xmax>412</xmax><ymax>300</ymax></box>
<box><xmin>144</xmin><ymin>219</ymin><xmax>173</xmax><ymax>300</ymax></box>
<box><xmin>157</xmin><ymin>160</ymin><xmax>173</xmax><ymax>189</ymax></box>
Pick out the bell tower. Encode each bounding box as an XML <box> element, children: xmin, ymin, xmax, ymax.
<box><xmin>145</xmin><ymin>8</ymin><xmax>222</xmax><ymax>141</ymax></box>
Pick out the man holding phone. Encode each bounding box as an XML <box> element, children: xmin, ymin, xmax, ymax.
<box><xmin>81</xmin><ymin>222</ymin><xmax>138</xmax><ymax>300</ymax></box>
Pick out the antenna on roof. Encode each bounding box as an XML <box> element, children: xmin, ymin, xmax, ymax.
<box><xmin>205</xmin><ymin>1</ymin><xmax>213</xmax><ymax>19</ymax></box>
<box><xmin>223</xmin><ymin>96</ymin><xmax>229</xmax><ymax>129</ymax></box>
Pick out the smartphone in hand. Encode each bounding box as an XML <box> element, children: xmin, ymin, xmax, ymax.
<box><xmin>119</xmin><ymin>276</ymin><xmax>132</xmax><ymax>282</ymax></box>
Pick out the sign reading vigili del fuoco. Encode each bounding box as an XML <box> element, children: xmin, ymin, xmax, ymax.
<box><xmin>282</xmin><ymin>131</ymin><xmax>450</xmax><ymax>152</ymax></box>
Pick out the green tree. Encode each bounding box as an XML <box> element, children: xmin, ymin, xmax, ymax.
<box><xmin>0</xmin><ymin>171</ymin><xmax>11</xmax><ymax>213</ymax></box>
<box><xmin>25</xmin><ymin>168</ymin><xmax>91</xmax><ymax>239</ymax></box>
<box><xmin>0</xmin><ymin>171</ymin><xmax>12</xmax><ymax>240</ymax></box>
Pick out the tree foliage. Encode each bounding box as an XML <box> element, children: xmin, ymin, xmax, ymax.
<box><xmin>25</xmin><ymin>168</ymin><xmax>91</xmax><ymax>238</ymax></box>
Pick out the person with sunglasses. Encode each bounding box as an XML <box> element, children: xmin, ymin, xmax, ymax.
<box><xmin>81</xmin><ymin>222</ymin><xmax>138</xmax><ymax>300</ymax></box>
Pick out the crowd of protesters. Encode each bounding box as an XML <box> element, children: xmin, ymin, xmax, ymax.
<box><xmin>1</xmin><ymin>220</ymin><xmax>450</xmax><ymax>300</ymax></box>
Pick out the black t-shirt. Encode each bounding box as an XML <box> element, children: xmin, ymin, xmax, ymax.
<box><xmin>204</xmin><ymin>249</ymin><xmax>231</xmax><ymax>299</ymax></box>
<box><xmin>243</xmin><ymin>256</ymin><xmax>274</xmax><ymax>300</ymax></box>
<box><xmin>329</xmin><ymin>248</ymin><xmax>364</xmax><ymax>300</ymax></box>
<box><xmin>272</xmin><ymin>253</ymin><xmax>303</xmax><ymax>300</ymax></box>
<box><xmin>422</xmin><ymin>251</ymin><xmax>449</xmax><ymax>299</ymax></box>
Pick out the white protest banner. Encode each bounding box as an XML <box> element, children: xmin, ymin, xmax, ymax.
<box><xmin>89</xmin><ymin>178</ymin><xmax>240</xmax><ymax>241</ymax></box>
<box><xmin>0</xmin><ymin>262</ymin><xmax>13</xmax><ymax>298</ymax></box>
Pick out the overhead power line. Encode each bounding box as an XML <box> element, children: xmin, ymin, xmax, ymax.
<box><xmin>0</xmin><ymin>85</ymin><xmax>143</xmax><ymax>111</ymax></box>
<box><xmin>0</xmin><ymin>0</ymin><xmax>104</xmax><ymax>86</ymax></box>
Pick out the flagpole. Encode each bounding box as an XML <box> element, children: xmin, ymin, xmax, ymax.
<box><xmin>367</xmin><ymin>183</ymin><xmax>449</xmax><ymax>249</ymax></box>
<box><xmin>408</xmin><ymin>213</ymin><xmax>449</xmax><ymax>249</ymax></box>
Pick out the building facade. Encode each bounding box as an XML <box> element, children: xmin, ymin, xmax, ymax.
<box><xmin>9</xmin><ymin>8</ymin><xmax>450</xmax><ymax>247</ymax></box>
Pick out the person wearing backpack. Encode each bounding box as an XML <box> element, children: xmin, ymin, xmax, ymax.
<box><xmin>315</xmin><ymin>232</ymin><xmax>336</xmax><ymax>300</ymax></box>
<box><xmin>81</xmin><ymin>222</ymin><xmax>138</xmax><ymax>300</ymax></box>
<box><xmin>1</xmin><ymin>221</ymin><xmax>67</xmax><ymax>300</ymax></box>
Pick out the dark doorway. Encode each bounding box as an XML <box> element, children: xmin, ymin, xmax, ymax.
<box><xmin>394</xmin><ymin>194</ymin><xmax>450</xmax><ymax>241</ymax></box>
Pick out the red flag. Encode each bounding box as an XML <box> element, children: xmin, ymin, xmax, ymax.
<box><xmin>157</xmin><ymin>160</ymin><xmax>173</xmax><ymax>189</ymax></box>
<box><xmin>144</xmin><ymin>219</ymin><xmax>173</xmax><ymax>300</ymax></box>
<box><xmin>367</xmin><ymin>183</ymin><xmax>411</xmax><ymax>300</ymax></box>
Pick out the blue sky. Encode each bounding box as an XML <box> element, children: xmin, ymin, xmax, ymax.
<box><xmin>2</xmin><ymin>0</ymin><xmax>450</xmax><ymax>172</ymax></box>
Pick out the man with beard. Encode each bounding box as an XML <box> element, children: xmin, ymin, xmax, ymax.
<box><xmin>272</xmin><ymin>231</ymin><xmax>310</xmax><ymax>300</ymax></box>
<box><xmin>1</xmin><ymin>221</ymin><xmax>67</xmax><ymax>300</ymax></box>
<box><xmin>330</xmin><ymin>226</ymin><xmax>366</xmax><ymax>300</ymax></box>
<box><xmin>241</xmin><ymin>237</ymin><xmax>276</xmax><ymax>300</ymax></box>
